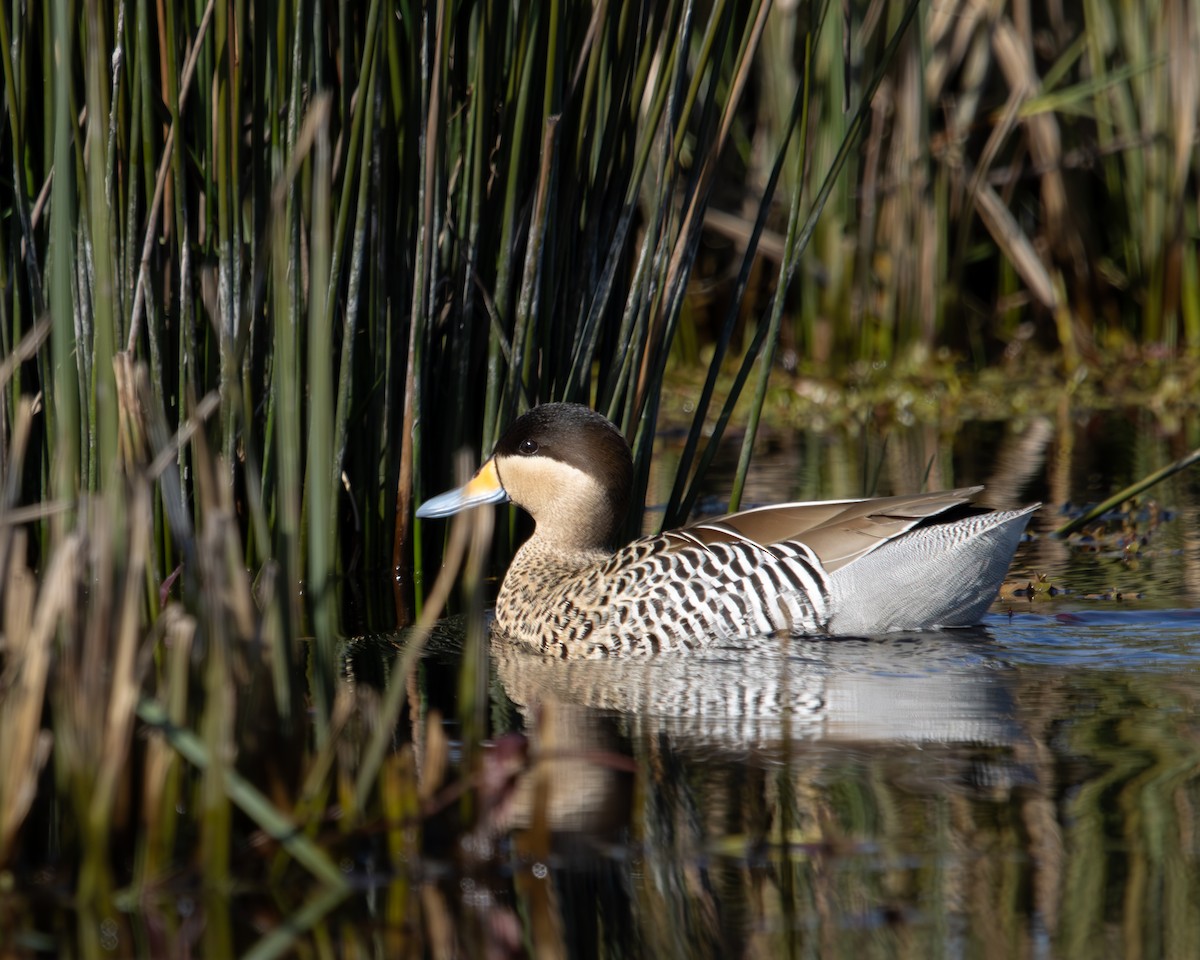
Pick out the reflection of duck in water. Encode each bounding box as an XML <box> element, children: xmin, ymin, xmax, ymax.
<box><xmin>492</xmin><ymin>632</ymin><xmax>1023</xmax><ymax>752</ymax></box>
<box><xmin>418</xmin><ymin>403</ymin><xmax>1038</xmax><ymax>658</ymax></box>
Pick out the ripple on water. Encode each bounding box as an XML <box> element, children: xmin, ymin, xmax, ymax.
<box><xmin>987</xmin><ymin>608</ymin><xmax>1200</xmax><ymax>671</ymax></box>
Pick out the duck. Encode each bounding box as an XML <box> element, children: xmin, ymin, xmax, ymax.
<box><xmin>416</xmin><ymin>403</ymin><xmax>1038</xmax><ymax>658</ymax></box>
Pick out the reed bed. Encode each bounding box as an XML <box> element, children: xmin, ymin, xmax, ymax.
<box><xmin>0</xmin><ymin>0</ymin><xmax>1197</xmax><ymax>950</ymax></box>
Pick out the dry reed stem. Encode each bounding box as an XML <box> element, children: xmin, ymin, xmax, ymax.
<box><xmin>1166</xmin><ymin>0</ymin><xmax>1197</xmax><ymax>208</ymax></box>
<box><xmin>0</xmin><ymin>317</ymin><xmax>51</xmax><ymax>392</ymax></box>
<box><xmin>418</xmin><ymin>709</ymin><xmax>449</xmax><ymax>804</ymax></box>
<box><xmin>972</xmin><ymin>174</ymin><xmax>1059</xmax><ymax>310</ymax></box>
<box><xmin>140</xmin><ymin>606</ymin><xmax>195</xmax><ymax>875</ymax></box>
<box><xmin>0</xmin><ymin>533</ymin><xmax>78</xmax><ymax>865</ymax></box>
<box><xmin>990</xmin><ymin>16</ymin><xmax>1081</xmax><ymax>269</ymax></box>
<box><xmin>90</xmin><ymin>482</ymin><xmax>151</xmax><ymax>836</ymax></box>
<box><xmin>0</xmin><ymin>400</ymin><xmax>36</xmax><ymax>573</ymax></box>
<box><xmin>925</xmin><ymin>0</ymin><xmax>990</xmax><ymax>99</ymax></box>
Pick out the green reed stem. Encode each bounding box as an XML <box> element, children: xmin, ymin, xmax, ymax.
<box><xmin>1055</xmin><ymin>444</ymin><xmax>1200</xmax><ymax>537</ymax></box>
<box><xmin>137</xmin><ymin>697</ymin><xmax>347</xmax><ymax>888</ymax></box>
<box><xmin>49</xmin><ymin>0</ymin><xmax>78</xmax><ymax>519</ymax></box>
<box><xmin>307</xmin><ymin>102</ymin><xmax>336</xmax><ymax>744</ymax></box>
<box><xmin>729</xmin><ymin>31</ymin><xmax>813</xmax><ymax>512</ymax></box>
<box><xmin>241</xmin><ymin>883</ymin><xmax>351</xmax><ymax>960</ymax></box>
<box><xmin>330</xmin><ymin>89</ymin><xmax>378</xmax><ymax>559</ymax></box>
<box><xmin>483</xmin><ymin>5</ymin><xmax>537</xmax><ymax>451</ymax></box>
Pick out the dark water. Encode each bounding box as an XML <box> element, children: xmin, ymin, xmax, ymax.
<box><xmin>10</xmin><ymin>407</ymin><xmax>1200</xmax><ymax>958</ymax></box>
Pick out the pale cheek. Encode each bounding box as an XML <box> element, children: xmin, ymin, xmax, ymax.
<box><xmin>512</xmin><ymin>461</ymin><xmax>609</xmax><ymax>546</ymax></box>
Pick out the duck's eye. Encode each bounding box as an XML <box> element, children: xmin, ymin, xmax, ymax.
<box><xmin>518</xmin><ymin>438</ymin><xmax>539</xmax><ymax>455</ymax></box>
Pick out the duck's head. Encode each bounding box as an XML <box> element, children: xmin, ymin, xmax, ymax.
<box><xmin>416</xmin><ymin>403</ymin><xmax>634</xmax><ymax>549</ymax></box>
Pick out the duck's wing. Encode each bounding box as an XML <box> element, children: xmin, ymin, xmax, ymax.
<box><xmin>662</xmin><ymin>487</ymin><xmax>986</xmax><ymax>574</ymax></box>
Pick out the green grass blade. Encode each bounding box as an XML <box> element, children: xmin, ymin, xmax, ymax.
<box><xmin>137</xmin><ymin>696</ymin><xmax>349</xmax><ymax>889</ymax></box>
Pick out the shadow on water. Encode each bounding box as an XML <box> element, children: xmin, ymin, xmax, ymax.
<box><xmin>7</xmin><ymin>407</ymin><xmax>1199</xmax><ymax>958</ymax></box>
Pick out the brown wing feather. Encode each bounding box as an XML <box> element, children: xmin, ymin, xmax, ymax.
<box><xmin>663</xmin><ymin>487</ymin><xmax>985</xmax><ymax>573</ymax></box>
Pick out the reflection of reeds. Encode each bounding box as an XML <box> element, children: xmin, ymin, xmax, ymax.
<box><xmin>615</xmin><ymin>677</ymin><xmax>1200</xmax><ymax>958</ymax></box>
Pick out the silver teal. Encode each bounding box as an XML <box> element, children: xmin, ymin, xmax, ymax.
<box><xmin>416</xmin><ymin>403</ymin><xmax>1038</xmax><ymax>658</ymax></box>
